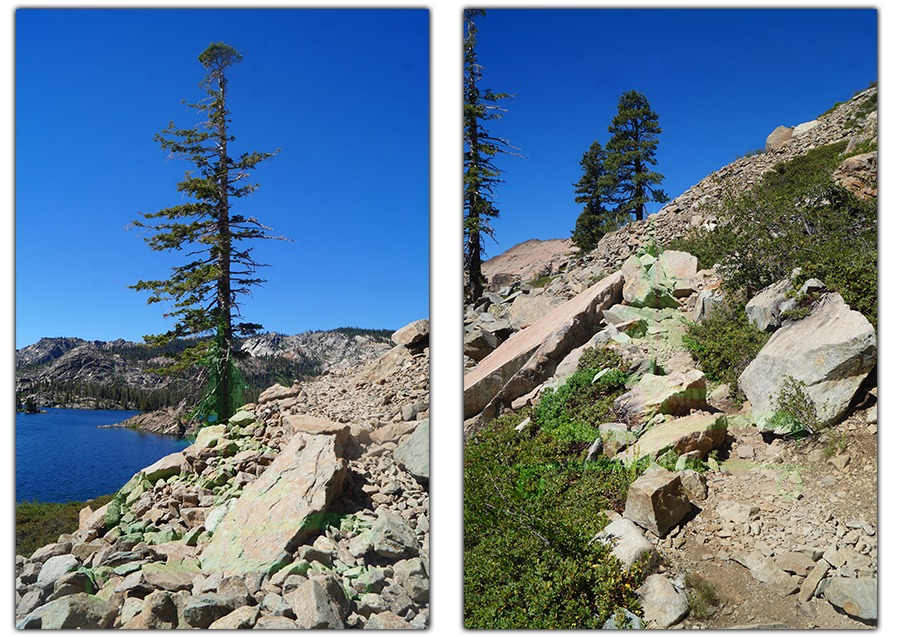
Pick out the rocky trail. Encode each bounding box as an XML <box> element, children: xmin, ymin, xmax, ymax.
<box><xmin>649</xmin><ymin>404</ymin><xmax>877</xmax><ymax>629</ymax></box>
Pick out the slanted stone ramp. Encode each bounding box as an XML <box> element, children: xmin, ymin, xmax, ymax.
<box><xmin>463</xmin><ymin>271</ymin><xmax>623</xmax><ymax>436</ymax></box>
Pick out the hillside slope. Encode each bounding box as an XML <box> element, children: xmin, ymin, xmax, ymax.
<box><xmin>462</xmin><ymin>85</ymin><xmax>877</xmax><ymax>629</ymax></box>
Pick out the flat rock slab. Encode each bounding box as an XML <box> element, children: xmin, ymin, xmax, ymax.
<box><xmin>199</xmin><ymin>432</ymin><xmax>347</xmax><ymax>577</ymax></box>
<box><xmin>281</xmin><ymin>414</ymin><xmax>350</xmax><ymax>450</ymax></box>
<box><xmin>617</xmin><ymin>414</ymin><xmax>726</xmax><ymax>467</ymax></box>
<box><xmin>733</xmin><ymin>550</ymin><xmax>799</xmax><ymax>596</ymax></box>
<box><xmin>464</xmin><ymin>271</ymin><xmax>624</xmax><ymax>422</ymax></box>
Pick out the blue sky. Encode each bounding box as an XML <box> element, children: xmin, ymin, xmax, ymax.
<box><xmin>468</xmin><ymin>7</ymin><xmax>878</xmax><ymax>261</ymax></box>
<box><xmin>15</xmin><ymin>8</ymin><xmax>429</xmax><ymax>349</ymax></box>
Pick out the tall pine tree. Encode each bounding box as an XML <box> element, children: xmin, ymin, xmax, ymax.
<box><xmin>604</xmin><ymin>90</ymin><xmax>668</xmax><ymax>221</ymax></box>
<box><xmin>463</xmin><ymin>9</ymin><xmax>521</xmax><ymax>302</ymax></box>
<box><xmin>131</xmin><ymin>42</ymin><xmax>284</xmax><ymax>423</ymax></box>
<box><xmin>571</xmin><ymin>140</ymin><xmax>622</xmax><ymax>254</ymax></box>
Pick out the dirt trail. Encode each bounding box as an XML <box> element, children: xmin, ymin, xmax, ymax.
<box><xmin>655</xmin><ymin>405</ymin><xmax>877</xmax><ymax>629</ymax></box>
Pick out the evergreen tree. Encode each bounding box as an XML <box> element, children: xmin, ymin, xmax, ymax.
<box><xmin>130</xmin><ymin>42</ymin><xmax>285</xmax><ymax>423</ymax></box>
<box><xmin>463</xmin><ymin>9</ymin><xmax>521</xmax><ymax>302</ymax></box>
<box><xmin>603</xmin><ymin>90</ymin><xmax>668</xmax><ymax>221</ymax></box>
<box><xmin>570</xmin><ymin>141</ymin><xmax>622</xmax><ymax>254</ymax></box>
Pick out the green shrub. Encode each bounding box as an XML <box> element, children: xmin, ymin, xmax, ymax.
<box><xmin>577</xmin><ymin>346</ymin><xmax>627</xmax><ymax>373</ymax></box>
<box><xmin>767</xmin><ymin>375</ymin><xmax>847</xmax><ymax>455</ymax></box>
<box><xmin>682</xmin><ymin>300</ymin><xmax>770</xmax><ymax>402</ymax></box>
<box><xmin>531</xmin><ymin>367</ymin><xmax>628</xmax><ymax>444</ymax></box>
<box><xmin>464</xmin><ymin>412</ymin><xmax>648</xmax><ymax>628</ymax></box>
<box><xmin>766</xmin><ymin>375</ymin><xmax>817</xmax><ymax>438</ymax></box>
<box><xmin>16</xmin><ymin>493</ymin><xmax>115</xmax><ymax>558</ymax></box>
<box><xmin>669</xmin><ymin>140</ymin><xmax>876</xmax><ymax>328</ymax></box>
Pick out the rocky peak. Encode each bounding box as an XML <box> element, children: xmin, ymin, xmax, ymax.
<box><xmin>16</xmin><ymin>337</ymin><xmax>89</xmax><ymax>368</ymax></box>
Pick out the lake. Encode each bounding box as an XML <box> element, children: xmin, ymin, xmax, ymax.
<box><xmin>16</xmin><ymin>408</ymin><xmax>191</xmax><ymax>504</ymax></box>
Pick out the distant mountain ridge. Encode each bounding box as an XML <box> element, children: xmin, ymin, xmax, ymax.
<box><xmin>15</xmin><ymin>328</ymin><xmax>395</xmax><ymax>411</ymax></box>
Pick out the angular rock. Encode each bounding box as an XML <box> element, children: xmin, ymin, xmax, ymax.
<box><xmin>288</xmin><ymin>577</ymin><xmax>345</xmax><ymax>629</ymax></box>
<box><xmin>365</xmin><ymin>610</ymin><xmax>415</xmax><ymax>629</ymax></box>
<box><xmin>799</xmin><ymin>559</ymin><xmax>831</xmax><ymax>602</ymax></box>
<box><xmin>49</xmin><ymin>569</ymin><xmax>94</xmax><ymax>600</ymax></box>
<box><xmin>255</xmin><ymin>615</ymin><xmax>298</xmax><ymax>629</ymax></box>
<box><xmin>199</xmin><ymin>432</ymin><xmax>348</xmax><ymax>576</ymax></box>
<box><xmin>613</xmin><ymin>369</ymin><xmax>707</xmax><ymax>425</ymax></box>
<box><xmin>766</xmin><ymin>125</ymin><xmax>793</xmax><ymax>151</ymax></box>
<box><xmin>824</xmin><ymin>577</ymin><xmax>877</xmax><ymax>622</ymax></box>
<box><xmin>394</xmin><ymin>557</ymin><xmax>429</xmax><ymax>602</ymax></box>
<box><xmin>716</xmin><ymin>500</ymin><xmax>759</xmax><ymax>524</ymax></box>
<box><xmin>391</xmin><ymin>318</ymin><xmax>429</xmax><ymax>349</ymax></box>
<box><xmin>637</xmin><ymin>574</ymin><xmax>689</xmax><ymax>628</ymax></box>
<box><xmin>36</xmin><ymin>554</ymin><xmax>80</xmax><ymax>590</ymax></box>
<box><xmin>745</xmin><ymin>275</ymin><xmax>795</xmax><ymax>331</ymax></box>
<box><xmin>256</xmin><ymin>383</ymin><xmax>301</xmax><ymax>404</ymax></box>
<box><xmin>594</xmin><ymin>517</ymin><xmax>659</xmax><ymax>570</ymax></box>
<box><xmin>832</xmin><ymin>151</ymin><xmax>877</xmax><ymax>200</ymax></box>
<box><xmin>183</xmin><ymin>593</ymin><xmax>246</xmax><ymax>629</ymax></box>
<box><xmin>401</xmin><ymin>401</ymin><xmax>428</xmax><ymax>421</ymax></box>
<box><xmin>677</xmin><ymin>469</ymin><xmax>708</xmax><ymax>502</ymax></box>
<box><xmin>140</xmin><ymin>590</ymin><xmax>179</xmax><ymax>629</ymax></box>
<box><xmin>371</xmin><ymin>511</ymin><xmax>419</xmax><ymax>559</ymax></box>
<box><xmin>464</xmin><ymin>328</ymin><xmax>500</xmax><ymax>361</ymax></box>
<box><xmin>621</xmin><ymin>254</ymin><xmax>679</xmax><ymax>309</ymax></box>
<box><xmin>281</xmin><ymin>413</ymin><xmax>350</xmax><ymax>450</ymax></box>
<box><xmin>140</xmin><ymin>562</ymin><xmax>198</xmax><ymax>591</ymax></box>
<box><xmin>733</xmin><ymin>550</ymin><xmax>799</xmax><ymax>596</ymax></box>
<box><xmin>16</xmin><ymin>588</ymin><xmax>45</xmax><ymax>619</ymax></box>
<box><xmin>356</xmin><ymin>592</ymin><xmax>390</xmax><ymax>616</ymax></box>
<box><xmin>141</xmin><ymin>450</ymin><xmax>185</xmax><ymax>483</ymax></box>
<box><xmin>30</xmin><ymin>541</ymin><xmax>73</xmax><ymax>564</ymax></box>
<box><xmin>394</xmin><ymin>419</ymin><xmax>429</xmax><ymax>481</ymax></box>
<box><xmin>354</xmin><ymin>344</ymin><xmax>414</xmax><ymax>387</ymax></box>
<box><xmin>193</xmin><ymin>424</ymin><xmax>227</xmax><ymax>449</ymax></box>
<box><xmin>507</xmin><ymin>294</ymin><xmax>558</xmax><ymax>328</ymax></box>
<box><xmin>208</xmin><ymin>604</ymin><xmax>260</xmax><ymax>629</ymax></box>
<box><xmin>775</xmin><ymin>551</ymin><xmax>817</xmax><ymax>576</ymax></box>
<box><xmin>370</xmin><ymin>420</ymin><xmax>417</xmax><ymax>445</ymax></box>
<box><xmin>657</xmin><ymin>250</ymin><xmax>699</xmax><ymax>280</ymax></box>
<box><xmin>623</xmin><ymin>469</ymin><xmax>692</xmax><ymax>537</ymax></box>
<box><xmin>739</xmin><ymin>293</ymin><xmax>876</xmax><ymax>426</ymax></box>
<box><xmin>39</xmin><ymin>592</ymin><xmax>118</xmax><ymax>629</ymax></box>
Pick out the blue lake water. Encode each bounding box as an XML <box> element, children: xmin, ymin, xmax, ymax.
<box><xmin>16</xmin><ymin>408</ymin><xmax>191</xmax><ymax>504</ymax></box>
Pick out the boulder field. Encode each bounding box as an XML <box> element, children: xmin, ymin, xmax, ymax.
<box><xmin>16</xmin><ymin>319</ymin><xmax>430</xmax><ymax>629</ymax></box>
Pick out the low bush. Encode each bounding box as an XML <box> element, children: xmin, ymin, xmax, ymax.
<box><xmin>16</xmin><ymin>493</ymin><xmax>115</xmax><ymax>558</ymax></box>
<box><xmin>531</xmin><ymin>349</ymin><xmax>629</xmax><ymax>444</ymax></box>
<box><xmin>464</xmin><ymin>411</ymin><xmax>648</xmax><ymax>628</ymax></box>
<box><xmin>682</xmin><ymin>300</ymin><xmax>770</xmax><ymax>402</ymax></box>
